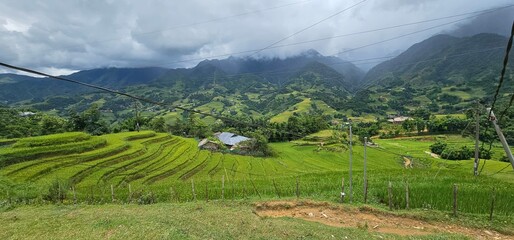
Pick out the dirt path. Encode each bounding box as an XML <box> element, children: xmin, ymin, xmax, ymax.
<box><xmin>254</xmin><ymin>201</ymin><xmax>512</xmax><ymax>239</ymax></box>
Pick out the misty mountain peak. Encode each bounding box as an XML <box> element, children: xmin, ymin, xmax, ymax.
<box><xmin>300</xmin><ymin>49</ymin><xmax>323</xmax><ymax>58</ymax></box>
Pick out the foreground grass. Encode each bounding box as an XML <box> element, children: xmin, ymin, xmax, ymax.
<box><xmin>0</xmin><ymin>201</ymin><xmax>477</xmax><ymax>240</ymax></box>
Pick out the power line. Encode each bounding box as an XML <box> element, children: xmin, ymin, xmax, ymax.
<box><xmin>146</xmin><ymin>5</ymin><xmax>513</xmax><ymax>68</ymax></box>
<box><xmin>0</xmin><ymin>62</ymin><xmax>320</xmax><ymax>140</ymax></box>
<box><xmin>495</xmin><ymin>21</ymin><xmax>514</xmax><ymax>122</ymax></box>
<box><xmin>334</xmin><ymin>14</ymin><xmax>495</xmax><ymax>57</ymax></box>
<box><xmin>262</xmin><ymin>5</ymin><xmax>514</xmax><ymax>57</ymax></box>
<box><xmin>248</xmin><ymin>0</ymin><xmax>368</xmax><ymax>57</ymax></box>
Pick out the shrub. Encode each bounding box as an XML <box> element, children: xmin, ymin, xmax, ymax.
<box><xmin>440</xmin><ymin>145</ymin><xmax>473</xmax><ymax>160</ymax></box>
<box><xmin>429</xmin><ymin>141</ymin><xmax>447</xmax><ymax>155</ymax></box>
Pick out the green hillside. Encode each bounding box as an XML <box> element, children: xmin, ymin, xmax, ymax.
<box><xmin>1</xmin><ymin>131</ymin><xmax>513</xmax><ymax>217</ymax></box>
<box><xmin>361</xmin><ymin>33</ymin><xmax>514</xmax><ymax>114</ymax></box>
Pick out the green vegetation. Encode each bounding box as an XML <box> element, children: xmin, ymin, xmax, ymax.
<box><xmin>0</xmin><ymin>201</ymin><xmax>484</xmax><ymax>239</ymax></box>
<box><xmin>0</xmin><ymin>131</ymin><xmax>512</xmax><ymax>220</ymax></box>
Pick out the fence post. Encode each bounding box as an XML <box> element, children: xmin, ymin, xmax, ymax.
<box><xmin>169</xmin><ymin>186</ymin><xmax>174</xmax><ymax>202</ymax></box>
<box><xmin>340</xmin><ymin>177</ymin><xmax>345</xmax><ymax>203</ymax></box>
<box><xmin>364</xmin><ymin>179</ymin><xmax>368</xmax><ymax>204</ymax></box>
<box><xmin>250</xmin><ymin>178</ymin><xmax>261</xmax><ymax>199</ymax></box>
<box><xmin>405</xmin><ymin>182</ymin><xmax>409</xmax><ymax>210</ymax></box>
<box><xmin>296</xmin><ymin>177</ymin><xmax>300</xmax><ymax>199</ymax></box>
<box><xmin>489</xmin><ymin>187</ymin><xmax>496</xmax><ymax>221</ymax></box>
<box><xmin>191</xmin><ymin>179</ymin><xmax>196</xmax><ymax>201</ymax></box>
<box><xmin>272</xmin><ymin>179</ymin><xmax>281</xmax><ymax>198</ymax></box>
<box><xmin>222</xmin><ymin>175</ymin><xmax>225</xmax><ymax>201</ymax></box>
<box><xmin>243</xmin><ymin>178</ymin><xmax>247</xmax><ymax>199</ymax></box>
<box><xmin>90</xmin><ymin>186</ymin><xmax>94</xmax><ymax>204</ymax></box>
<box><xmin>58</xmin><ymin>181</ymin><xmax>62</xmax><ymax>203</ymax></box>
<box><xmin>388</xmin><ymin>181</ymin><xmax>393</xmax><ymax>211</ymax></box>
<box><xmin>111</xmin><ymin>184</ymin><xmax>115</xmax><ymax>202</ymax></box>
<box><xmin>72</xmin><ymin>186</ymin><xmax>77</xmax><ymax>205</ymax></box>
<box><xmin>127</xmin><ymin>183</ymin><xmax>132</xmax><ymax>204</ymax></box>
<box><xmin>453</xmin><ymin>184</ymin><xmax>458</xmax><ymax>217</ymax></box>
<box><xmin>205</xmin><ymin>182</ymin><xmax>209</xmax><ymax>202</ymax></box>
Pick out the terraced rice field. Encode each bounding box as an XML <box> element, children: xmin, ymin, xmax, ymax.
<box><xmin>1</xmin><ymin>131</ymin><xmax>513</xmax><ymax>216</ymax></box>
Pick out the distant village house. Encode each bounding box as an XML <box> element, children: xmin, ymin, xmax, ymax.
<box><xmin>198</xmin><ymin>132</ymin><xmax>251</xmax><ymax>151</ymax></box>
<box><xmin>19</xmin><ymin>111</ymin><xmax>36</xmax><ymax>117</ymax></box>
<box><xmin>387</xmin><ymin>116</ymin><xmax>412</xmax><ymax>124</ymax></box>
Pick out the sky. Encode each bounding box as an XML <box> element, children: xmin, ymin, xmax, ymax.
<box><xmin>0</xmin><ymin>0</ymin><xmax>513</xmax><ymax>75</ymax></box>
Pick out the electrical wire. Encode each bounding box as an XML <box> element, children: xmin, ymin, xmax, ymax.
<box><xmin>147</xmin><ymin>5</ymin><xmax>514</xmax><ymax>68</ymax></box>
<box><xmin>488</xmin><ymin>21</ymin><xmax>514</xmax><ymax>119</ymax></box>
<box><xmin>495</xmin><ymin>21</ymin><xmax>514</xmax><ymax>122</ymax></box>
<box><xmin>248</xmin><ymin>0</ymin><xmax>368</xmax><ymax>57</ymax></box>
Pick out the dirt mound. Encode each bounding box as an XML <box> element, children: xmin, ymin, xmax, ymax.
<box><xmin>254</xmin><ymin>201</ymin><xmax>512</xmax><ymax>239</ymax></box>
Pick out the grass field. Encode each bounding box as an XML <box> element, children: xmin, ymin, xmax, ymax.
<box><xmin>270</xmin><ymin>98</ymin><xmax>313</xmax><ymax>123</ymax></box>
<box><xmin>0</xmin><ymin>131</ymin><xmax>513</xmax><ymax>219</ymax></box>
<box><xmin>2</xmin><ymin>200</ymin><xmax>492</xmax><ymax>240</ymax></box>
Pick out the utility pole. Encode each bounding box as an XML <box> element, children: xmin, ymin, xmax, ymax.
<box><xmin>134</xmin><ymin>100</ymin><xmax>140</xmax><ymax>132</ymax></box>
<box><xmin>474</xmin><ymin>101</ymin><xmax>480</xmax><ymax>176</ymax></box>
<box><xmin>487</xmin><ymin>108</ymin><xmax>514</xmax><ymax>170</ymax></box>
<box><xmin>348</xmin><ymin>119</ymin><xmax>353</xmax><ymax>203</ymax></box>
<box><xmin>364</xmin><ymin>137</ymin><xmax>367</xmax><ymax>193</ymax></box>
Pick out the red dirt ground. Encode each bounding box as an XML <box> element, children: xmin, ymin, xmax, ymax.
<box><xmin>254</xmin><ymin>201</ymin><xmax>513</xmax><ymax>239</ymax></box>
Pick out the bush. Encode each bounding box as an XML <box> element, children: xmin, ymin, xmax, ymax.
<box><xmin>500</xmin><ymin>155</ymin><xmax>512</xmax><ymax>163</ymax></box>
<box><xmin>440</xmin><ymin>145</ymin><xmax>473</xmax><ymax>160</ymax></box>
<box><xmin>429</xmin><ymin>141</ymin><xmax>447</xmax><ymax>155</ymax></box>
<box><xmin>43</xmin><ymin>180</ymin><xmax>68</xmax><ymax>203</ymax></box>
<box><xmin>432</xmin><ymin>141</ymin><xmax>492</xmax><ymax>160</ymax></box>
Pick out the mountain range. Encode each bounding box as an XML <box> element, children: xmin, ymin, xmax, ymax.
<box><xmin>0</xmin><ymin>33</ymin><xmax>512</xmax><ymax>123</ymax></box>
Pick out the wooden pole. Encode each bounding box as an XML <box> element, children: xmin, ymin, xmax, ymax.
<box><xmin>272</xmin><ymin>179</ymin><xmax>280</xmax><ymax>198</ymax></box>
<box><xmin>205</xmin><ymin>182</ymin><xmax>209</xmax><ymax>202</ymax></box>
<box><xmin>191</xmin><ymin>179</ymin><xmax>196</xmax><ymax>201</ymax></box>
<box><xmin>222</xmin><ymin>175</ymin><xmax>225</xmax><ymax>201</ymax></box>
<box><xmin>340</xmin><ymin>177</ymin><xmax>345</xmax><ymax>203</ymax></box>
<box><xmin>169</xmin><ymin>186</ymin><xmax>174</xmax><ymax>202</ymax></box>
<box><xmin>364</xmin><ymin>137</ymin><xmax>368</xmax><ymax>197</ymax></box>
<box><xmin>58</xmin><ymin>181</ymin><xmax>62</xmax><ymax>203</ymax></box>
<box><xmin>128</xmin><ymin>184</ymin><xmax>132</xmax><ymax>203</ymax></box>
<box><xmin>90</xmin><ymin>186</ymin><xmax>94</xmax><ymax>204</ymax></box>
<box><xmin>242</xmin><ymin>178</ymin><xmax>247</xmax><ymax>199</ymax></box>
<box><xmin>489</xmin><ymin>187</ymin><xmax>496</xmax><ymax>221</ymax></box>
<box><xmin>111</xmin><ymin>184</ymin><xmax>115</xmax><ymax>202</ymax></box>
<box><xmin>250</xmin><ymin>178</ymin><xmax>261</xmax><ymax>199</ymax></box>
<box><xmin>296</xmin><ymin>177</ymin><xmax>300</xmax><ymax>199</ymax></box>
<box><xmin>349</xmin><ymin>121</ymin><xmax>353</xmax><ymax>203</ymax></box>
<box><xmin>72</xmin><ymin>186</ymin><xmax>77</xmax><ymax>205</ymax></box>
<box><xmin>474</xmin><ymin>101</ymin><xmax>480</xmax><ymax>176</ymax></box>
<box><xmin>231</xmin><ymin>177</ymin><xmax>235</xmax><ymax>200</ymax></box>
<box><xmin>388</xmin><ymin>181</ymin><xmax>393</xmax><ymax>211</ymax></box>
<box><xmin>453</xmin><ymin>184</ymin><xmax>458</xmax><ymax>217</ymax></box>
<box><xmin>364</xmin><ymin>179</ymin><xmax>368</xmax><ymax>204</ymax></box>
<box><xmin>405</xmin><ymin>182</ymin><xmax>409</xmax><ymax>210</ymax></box>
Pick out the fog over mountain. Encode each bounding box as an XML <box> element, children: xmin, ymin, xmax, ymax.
<box><xmin>0</xmin><ymin>0</ymin><xmax>512</xmax><ymax>76</ymax></box>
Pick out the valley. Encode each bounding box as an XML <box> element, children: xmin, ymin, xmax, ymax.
<box><xmin>1</xmin><ymin>3</ymin><xmax>514</xmax><ymax>237</ymax></box>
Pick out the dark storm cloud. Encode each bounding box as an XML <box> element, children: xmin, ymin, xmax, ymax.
<box><xmin>0</xmin><ymin>0</ymin><xmax>512</xmax><ymax>75</ymax></box>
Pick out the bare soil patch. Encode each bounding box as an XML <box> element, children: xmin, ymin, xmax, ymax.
<box><xmin>254</xmin><ymin>201</ymin><xmax>513</xmax><ymax>239</ymax></box>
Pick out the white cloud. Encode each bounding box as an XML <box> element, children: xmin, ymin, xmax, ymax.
<box><xmin>0</xmin><ymin>0</ymin><xmax>512</xmax><ymax>74</ymax></box>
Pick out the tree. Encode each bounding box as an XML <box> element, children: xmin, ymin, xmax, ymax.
<box><xmin>402</xmin><ymin>119</ymin><xmax>416</xmax><ymax>132</ymax></box>
<box><xmin>67</xmin><ymin>104</ymin><xmax>110</xmax><ymax>135</ymax></box>
<box><xmin>40</xmin><ymin>115</ymin><xmax>66</xmax><ymax>135</ymax></box>
<box><xmin>414</xmin><ymin>118</ymin><xmax>426</xmax><ymax>134</ymax></box>
<box><xmin>149</xmin><ymin>117</ymin><xmax>167</xmax><ymax>132</ymax></box>
<box><xmin>410</xmin><ymin>108</ymin><xmax>431</xmax><ymax>120</ymax></box>
<box><xmin>237</xmin><ymin>132</ymin><xmax>275</xmax><ymax>157</ymax></box>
